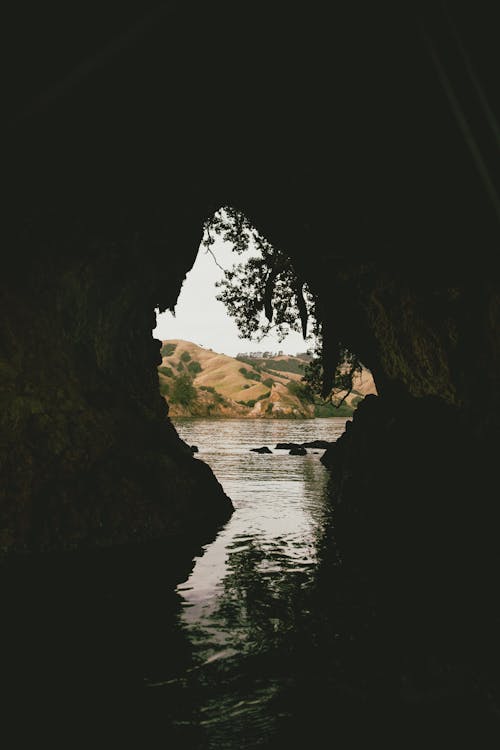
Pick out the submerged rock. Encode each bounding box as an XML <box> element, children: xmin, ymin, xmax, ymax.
<box><xmin>275</xmin><ymin>442</ymin><xmax>302</xmax><ymax>450</ymax></box>
<box><xmin>191</xmin><ymin>445</ymin><xmax>199</xmax><ymax>453</ymax></box>
<box><xmin>289</xmin><ymin>446</ymin><xmax>307</xmax><ymax>455</ymax></box>
<box><xmin>250</xmin><ymin>446</ymin><xmax>272</xmax><ymax>454</ymax></box>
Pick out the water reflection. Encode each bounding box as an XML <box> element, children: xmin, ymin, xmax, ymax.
<box><xmin>153</xmin><ymin>418</ymin><xmax>346</xmax><ymax>747</ymax></box>
<box><xmin>5</xmin><ymin>416</ymin><xmax>497</xmax><ymax>745</ymax></box>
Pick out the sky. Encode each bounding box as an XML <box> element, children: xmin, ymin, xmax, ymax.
<box><xmin>153</xmin><ymin>235</ymin><xmax>311</xmax><ymax>357</ymax></box>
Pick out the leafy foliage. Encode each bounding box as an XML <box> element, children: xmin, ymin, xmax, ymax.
<box><xmin>159</xmin><ymin>381</ymin><xmax>170</xmax><ymax>397</ymax></box>
<box><xmin>158</xmin><ymin>366</ymin><xmax>174</xmax><ymax>378</ymax></box>
<box><xmin>161</xmin><ymin>343</ymin><xmax>177</xmax><ymax>358</ymax></box>
<box><xmin>187</xmin><ymin>360</ymin><xmax>202</xmax><ymax>375</ymax></box>
<box><xmin>236</xmin><ymin>355</ymin><xmax>262</xmax><ymax>370</ymax></box>
<box><xmin>169</xmin><ymin>373</ymin><xmax>197</xmax><ymax>406</ymax></box>
<box><xmin>262</xmin><ymin>359</ymin><xmax>305</xmax><ymax>375</ymax></box>
<box><xmin>199</xmin><ymin>384</ymin><xmax>225</xmax><ymax>404</ymax></box>
<box><xmin>302</xmin><ymin>347</ymin><xmax>362</xmax><ymax>406</ymax></box>
<box><xmin>239</xmin><ymin>367</ymin><xmax>261</xmax><ymax>382</ymax></box>
<box><xmin>314</xmin><ymin>402</ymin><xmax>354</xmax><ymax>417</ymax></box>
<box><xmin>204</xmin><ymin>207</ymin><xmax>314</xmax><ymax>342</ymax></box>
<box><xmin>204</xmin><ymin>206</ymin><xmax>363</xmax><ymax>407</ymax></box>
<box><xmin>176</xmin><ymin>361</ymin><xmax>184</xmax><ymax>372</ymax></box>
<box><xmin>262</xmin><ymin>377</ymin><xmax>274</xmax><ymax>388</ymax></box>
<box><xmin>180</xmin><ymin>351</ymin><xmax>192</xmax><ymax>363</ymax></box>
<box><xmin>286</xmin><ymin>380</ymin><xmax>314</xmax><ymax>403</ymax></box>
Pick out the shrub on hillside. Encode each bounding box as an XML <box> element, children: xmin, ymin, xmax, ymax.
<box><xmin>256</xmin><ymin>391</ymin><xmax>271</xmax><ymax>402</ymax></box>
<box><xmin>266</xmin><ymin>358</ymin><xmax>305</xmax><ymax>375</ymax></box>
<box><xmin>169</xmin><ymin>373</ymin><xmax>197</xmax><ymax>406</ymax></box>
<box><xmin>158</xmin><ymin>366</ymin><xmax>174</xmax><ymax>378</ymax></box>
<box><xmin>159</xmin><ymin>381</ymin><xmax>170</xmax><ymax>397</ymax></box>
<box><xmin>187</xmin><ymin>360</ymin><xmax>202</xmax><ymax>375</ymax></box>
<box><xmin>286</xmin><ymin>380</ymin><xmax>313</xmax><ymax>402</ymax></box>
<box><xmin>240</xmin><ymin>399</ymin><xmax>256</xmax><ymax>407</ymax></box>
<box><xmin>199</xmin><ymin>384</ymin><xmax>225</xmax><ymax>404</ymax></box>
<box><xmin>176</xmin><ymin>361</ymin><xmax>184</xmax><ymax>372</ymax></box>
<box><xmin>161</xmin><ymin>343</ymin><xmax>177</xmax><ymax>357</ymax></box>
<box><xmin>314</xmin><ymin>402</ymin><xmax>354</xmax><ymax>417</ymax></box>
<box><xmin>239</xmin><ymin>367</ymin><xmax>261</xmax><ymax>382</ymax></box>
<box><xmin>236</xmin><ymin>356</ymin><xmax>262</xmax><ymax>372</ymax></box>
<box><xmin>262</xmin><ymin>377</ymin><xmax>274</xmax><ymax>388</ymax></box>
<box><xmin>180</xmin><ymin>351</ymin><xmax>192</xmax><ymax>363</ymax></box>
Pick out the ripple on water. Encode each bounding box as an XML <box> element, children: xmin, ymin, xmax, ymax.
<box><xmin>147</xmin><ymin>418</ymin><xmax>346</xmax><ymax>745</ymax></box>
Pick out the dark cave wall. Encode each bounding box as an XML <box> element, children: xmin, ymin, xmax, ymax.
<box><xmin>2</xmin><ymin>1</ymin><xmax>500</xmax><ymax>554</ymax></box>
<box><xmin>3</xmin><ymin>201</ymin><xmax>498</xmax><ymax>554</ymax></box>
<box><xmin>0</xmin><ymin>214</ymin><xmax>232</xmax><ymax>553</ymax></box>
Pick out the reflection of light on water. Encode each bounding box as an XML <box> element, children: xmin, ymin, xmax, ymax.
<box><xmin>173</xmin><ymin>418</ymin><xmax>346</xmax><ymax>660</ymax></box>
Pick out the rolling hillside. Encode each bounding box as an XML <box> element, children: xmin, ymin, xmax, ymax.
<box><xmin>157</xmin><ymin>340</ymin><xmax>376</xmax><ymax>418</ymax></box>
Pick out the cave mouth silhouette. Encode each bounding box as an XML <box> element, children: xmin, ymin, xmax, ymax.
<box><xmin>3</xmin><ymin>3</ymin><xmax>500</xmax><ymax>739</ymax></box>
<box><xmin>152</xmin><ymin>208</ymin><xmax>373</xmax><ymax>424</ymax></box>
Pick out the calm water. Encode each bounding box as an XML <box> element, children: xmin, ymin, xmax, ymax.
<box><xmin>5</xmin><ymin>417</ymin><xmax>494</xmax><ymax>744</ymax></box>
<box><xmin>149</xmin><ymin>418</ymin><xmax>349</xmax><ymax>748</ymax></box>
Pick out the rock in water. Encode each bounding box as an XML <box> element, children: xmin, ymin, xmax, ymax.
<box><xmin>301</xmin><ymin>440</ymin><xmax>332</xmax><ymax>449</ymax></box>
<box><xmin>275</xmin><ymin>442</ymin><xmax>303</xmax><ymax>450</ymax></box>
<box><xmin>250</xmin><ymin>446</ymin><xmax>272</xmax><ymax>454</ymax></box>
<box><xmin>289</xmin><ymin>446</ymin><xmax>307</xmax><ymax>455</ymax></box>
<box><xmin>191</xmin><ymin>445</ymin><xmax>199</xmax><ymax>453</ymax></box>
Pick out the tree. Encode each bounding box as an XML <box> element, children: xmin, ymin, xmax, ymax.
<box><xmin>203</xmin><ymin>207</ymin><xmax>362</xmax><ymax>406</ymax></box>
<box><xmin>170</xmin><ymin>373</ymin><xmax>197</xmax><ymax>406</ymax></box>
<box><xmin>203</xmin><ymin>207</ymin><xmax>314</xmax><ymax>342</ymax></box>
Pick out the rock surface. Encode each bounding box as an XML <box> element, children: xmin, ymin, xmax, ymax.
<box><xmin>301</xmin><ymin>440</ymin><xmax>332</xmax><ymax>449</ymax></box>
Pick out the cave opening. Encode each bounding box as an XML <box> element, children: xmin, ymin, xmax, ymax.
<box><xmin>3</xmin><ymin>1</ymin><xmax>500</xmax><ymax>741</ymax></box>
<box><xmin>153</xmin><ymin>208</ymin><xmax>375</xmax><ymax>427</ymax></box>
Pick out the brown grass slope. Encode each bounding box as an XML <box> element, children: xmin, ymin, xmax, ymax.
<box><xmin>158</xmin><ymin>340</ymin><xmax>376</xmax><ymax>418</ymax></box>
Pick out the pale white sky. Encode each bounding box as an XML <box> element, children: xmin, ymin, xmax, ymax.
<box><xmin>153</xmin><ymin>235</ymin><xmax>311</xmax><ymax>357</ymax></box>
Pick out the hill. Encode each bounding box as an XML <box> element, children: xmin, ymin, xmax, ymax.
<box><xmin>157</xmin><ymin>340</ymin><xmax>376</xmax><ymax>418</ymax></box>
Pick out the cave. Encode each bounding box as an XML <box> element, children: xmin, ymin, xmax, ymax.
<box><xmin>3</xmin><ymin>1</ymin><xmax>500</xmax><ymax>743</ymax></box>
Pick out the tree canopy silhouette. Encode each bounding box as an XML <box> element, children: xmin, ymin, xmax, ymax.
<box><xmin>203</xmin><ymin>207</ymin><xmax>362</xmax><ymax>406</ymax></box>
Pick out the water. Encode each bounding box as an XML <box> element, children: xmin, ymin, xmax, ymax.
<box><xmin>4</xmin><ymin>417</ymin><xmax>497</xmax><ymax>744</ymax></box>
<box><xmin>147</xmin><ymin>418</ymin><xmax>348</xmax><ymax>748</ymax></box>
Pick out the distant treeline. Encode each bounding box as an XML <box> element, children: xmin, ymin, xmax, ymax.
<box><xmin>236</xmin><ymin>355</ymin><xmax>306</xmax><ymax>376</ymax></box>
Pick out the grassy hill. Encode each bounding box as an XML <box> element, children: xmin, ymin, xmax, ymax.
<box><xmin>158</xmin><ymin>340</ymin><xmax>376</xmax><ymax>418</ymax></box>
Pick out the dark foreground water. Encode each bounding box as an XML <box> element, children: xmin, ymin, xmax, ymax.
<box><xmin>3</xmin><ymin>418</ymin><xmax>499</xmax><ymax>746</ymax></box>
<box><xmin>155</xmin><ymin>418</ymin><xmax>346</xmax><ymax>747</ymax></box>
